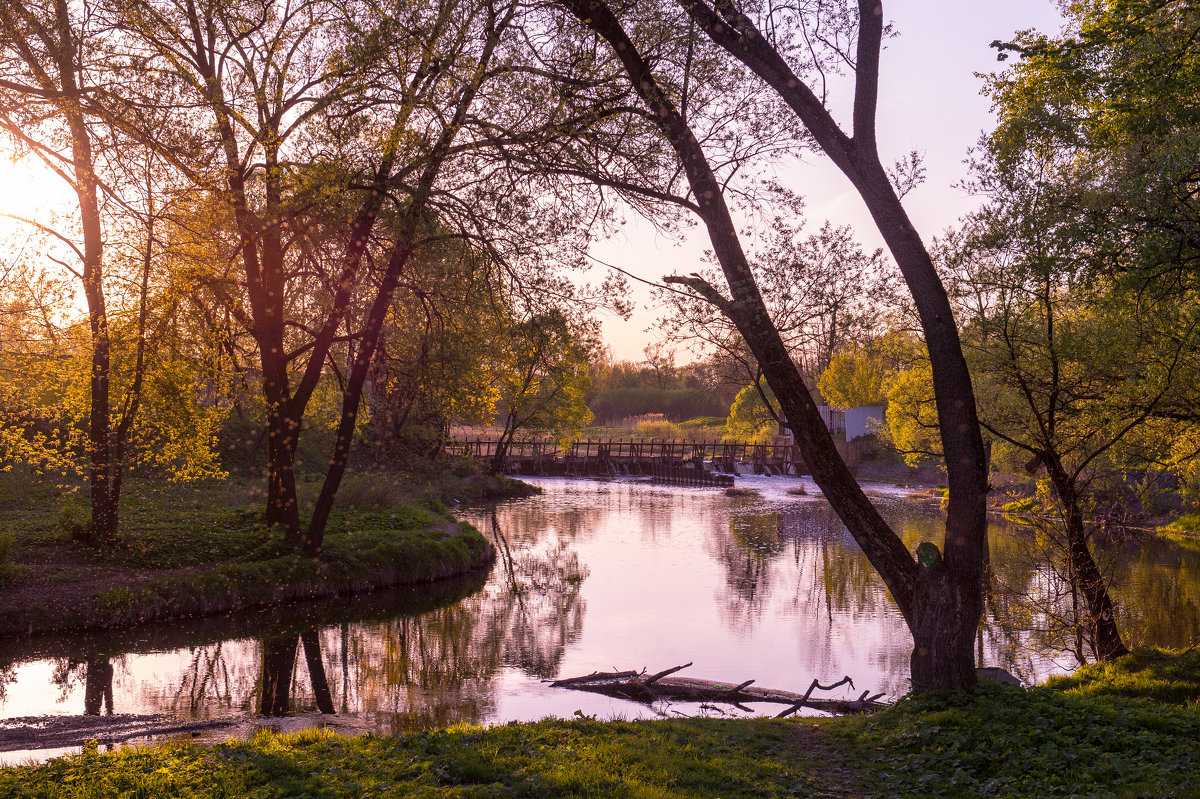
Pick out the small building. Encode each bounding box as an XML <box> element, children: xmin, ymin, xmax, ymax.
<box><xmin>777</xmin><ymin>405</ymin><xmax>881</xmax><ymax>443</ymax></box>
<box><xmin>844</xmin><ymin>405</ymin><xmax>884</xmax><ymax>441</ymax></box>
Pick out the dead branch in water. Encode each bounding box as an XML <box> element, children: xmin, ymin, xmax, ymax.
<box><xmin>550</xmin><ymin>663</ymin><xmax>886</xmax><ymax>715</ymax></box>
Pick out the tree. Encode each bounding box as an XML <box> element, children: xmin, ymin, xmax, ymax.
<box><xmin>818</xmin><ymin>345</ymin><xmax>892</xmax><ymax>410</ymax></box>
<box><xmin>986</xmin><ymin>0</ymin><xmax>1200</xmax><ymax>294</ymax></box>
<box><xmin>0</xmin><ymin>0</ymin><xmax>184</xmax><ymax>543</ymax></box>
<box><xmin>659</xmin><ymin>212</ymin><xmax>896</xmax><ymax>388</ymax></box>
<box><xmin>949</xmin><ymin>153</ymin><xmax>1200</xmax><ymax>661</ymax></box>
<box><xmin>726</xmin><ymin>378</ymin><xmax>779</xmax><ymax>441</ymax></box>
<box><xmin>551</xmin><ymin>0</ymin><xmax>990</xmax><ymax>689</ymax></box>
<box><xmin>117</xmin><ymin>0</ymin><xmax>578</xmax><ymax>555</ymax></box>
<box><xmin>975</xmin><ymin>1</ymin><xmax>1200</xmax><ymax>659</ymax></box>
<box><xmin>0</xmin><ymin>0</ymin><xmax>119</xmax><ymax>543</ymax></box>
<box><xmin>490</xmin><ymin>310</ymin><xmax>593</xmax><ymax>473</ymax></box>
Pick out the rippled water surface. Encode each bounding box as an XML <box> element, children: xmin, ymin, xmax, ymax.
<box><xmin>3</xmin><ymin>475</ymin><xmax>1198</xmax><ymax>756</ymax></box>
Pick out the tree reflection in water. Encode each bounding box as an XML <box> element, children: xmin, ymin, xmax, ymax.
<box><xmin>83</xmin><ymin>656</ymin><xmax>114</xmax><ymax>716</ymax></box>
<box><xmin>124</xmin><ymin>510</ymin><xmax>593</xmax><ymax>725</ymax></box>
<box><xmin>49</xmin><ymin>654</ymin><xmax>120</xmax><ymax>716</ymax></box>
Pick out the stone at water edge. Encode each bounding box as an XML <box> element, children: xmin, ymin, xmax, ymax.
<box><xmin>975</xmin><ymin>667</ymin><xmax>1022</xmax><ymax>687</ymax></box>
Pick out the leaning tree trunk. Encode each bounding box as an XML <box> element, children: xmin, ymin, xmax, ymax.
<box><xmin>302</xmin><ymin>9</ymin><xmax>512</xmax><ymax>557</ymax></box>
<box><xmin>559</xmin><ymin>0</ymin><xmax>991</xmax><ymax>690</ymax></box>
<box><xmin>1048</xmin><ymin>467</ymin><xmax>1128</xmax><ymax>661</ymax></box>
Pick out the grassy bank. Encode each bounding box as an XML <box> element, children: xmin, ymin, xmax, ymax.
<box><xmin>2</xmin><ymin>649</ymin><xmax>1198</xmax><ymax>797</ymax></box>
<box><xmin>0</xmin><ymin>463</ymin><xmax>523</xmax><ymax>637</ymax></box>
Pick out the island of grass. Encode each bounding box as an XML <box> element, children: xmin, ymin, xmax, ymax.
<box><xmin>1</xmin><ymin>648</ymin><xmax>1197</xmax><ymax>797</ymax></box>
<box><xmin>0</xmin><ymin>463</ymin><xmax>535</xmax><ymax>637</ymax></box>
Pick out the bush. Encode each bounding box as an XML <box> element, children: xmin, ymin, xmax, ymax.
<box><xmin>632</xmin><ymin>419</ymin><xmax>683</xmax><ymax>439</ymax></box>
<box><xmin>57</xmin><ymin>497</ymin><xmax>90</xmax><ymax>542</ymax></box>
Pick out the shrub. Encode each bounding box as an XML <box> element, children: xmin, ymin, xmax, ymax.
<box><xmin>631</xmin><ymin>419</ymin><xmax>683</xmax><ymax>439</ymax></box>
<box><xmin>57</xmin><ymin>497</ymin><xmax>90</xmax><ymax>542</ymax></box>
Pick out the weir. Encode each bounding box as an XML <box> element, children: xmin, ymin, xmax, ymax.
<box><xmin>450</xmin><ymin>438</ymin><xmax>809</xmax><ymax>486</ymax></box>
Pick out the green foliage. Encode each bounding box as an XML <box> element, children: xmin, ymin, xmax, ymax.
<box><xmin>494</xmin><ymin>310</ymin><xmax>593</xmax><ymax>448</ymax></box>
<box><xmin>631</xmin><ymin>419</ymin><xmax>682</xmax><ymax>439</ymax></box>
<box><xmin>726</xmin><ymin>379</ymin><xmax>779</xmax><ymax>441</ymax></box>
<box><xmin>56</xmin><ymin>497</ymin><xmax>90</xmax><ymax>542</ymax></box>
<box><xmin>979</xmin><ymin>0</ymin><xmax>1200</xmax><ymax>488</ymax></box>
<box><xmin>818</xmin><ymin>347</ymin><xmax>891</xmax><ymax>409</ymax></box>
<box><xmin>840</xmin><ymin>681</ymin><xmax>1200</xmax><ymax>798</ymax></box>
<box><xmin>0</xmin><ymin>719</ymin><xmax>828</xmax><ymax>798</ymax></box>
<box><xmin>884</xmin><ymin>359</ymin><xmax>941</xmax><ymax>468</ymax></box>
<box><xmin>1045</xmin><ymin>647</ymin><xmax>1200</xmax><ymax>705</ymax></box>
<box><xmin>1166</xmin><ymin>513</ymin><xmax>1200</xmax><ymax>535</ymax></box>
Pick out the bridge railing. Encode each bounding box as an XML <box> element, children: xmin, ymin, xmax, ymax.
<box><xmin>448</xmin><ymin>437</ymin><xmax>802</xmax><ymax>463</ymax></box>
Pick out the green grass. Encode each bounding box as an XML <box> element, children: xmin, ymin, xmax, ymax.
<box><xmin>1165</xmin><ymin>512</ymin><xmax>1200</xmax><ymax>535</ymax></box>
<box><xmin>1044</xmin><ymin>646</ymin><xmax>1200</xmax><ymax>705</ymax></box>
<box><xmin>3</xmin><ymin>650</ymin><xmax>1200</xmax><ymax>796</ymax></box>
<box><xmin>0</xmin><ymin>471</ymin><xmax>500</xmax><ymax>635</ymax></box>
<box><xmin>830</xmin><ymin>647</ymin><xmax>1200</xmax><ymax>797</ymax></box>
<box><xmin>0</xmin><ymin>718</ymin><xmax>828</xmax><ymax>798</ymax></box>
<box><xmin>834</xmin><ymin>682</ymin><xmax>1200</xmax><ymax>798</ymax></box>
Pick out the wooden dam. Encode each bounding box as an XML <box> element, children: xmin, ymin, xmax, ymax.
<box><xmin>450</xmin><ymin>438</ymin><xmax>813</xmax><ymax>488</ymax></box>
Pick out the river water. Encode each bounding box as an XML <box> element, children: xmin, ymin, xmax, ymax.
<box><xmin>2</xmin><ymin>475</ymin><xmax>1198</xmax><ymax>760</ymax></box>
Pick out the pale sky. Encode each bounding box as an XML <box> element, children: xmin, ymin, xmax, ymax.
<box><xmin>593</xmin><ymin>0</ymin><xmax>1067</xmax><ymax>362</ymax></box>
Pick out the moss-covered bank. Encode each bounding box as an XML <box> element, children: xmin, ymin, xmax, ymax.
<box><xmin>2</xmin><ymin>648</ymin><xmax>1198</xmax><ymax>797</ymax></box>
<box><xmin>0</xmin><ymin>472</ymin><xmax>507</xmax><ymax>638</ymax></box>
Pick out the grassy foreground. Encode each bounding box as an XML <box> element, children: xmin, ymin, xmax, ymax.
<box><xmin>0</xmin><ymin>465</ymin><xmax>524</xmax><ymax>635</ymax></box>
<box><xmin>2</xmin><ymin>649</ymin><xmax>1198</xmax><ymax>798</ymax></box>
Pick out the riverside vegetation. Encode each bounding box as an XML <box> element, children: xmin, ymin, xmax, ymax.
<box><xmin>0</xmin><ymin>462</ymin><xmax>535</xmax><ymax>636</ymax></box>
<box><xmin>0</xmin><ymin>648</ymin><xmax>1196</xmax><ymax>797</ymax></box>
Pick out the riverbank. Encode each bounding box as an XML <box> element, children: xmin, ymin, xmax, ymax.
<box><xmin>1</xmin><ymin>648</ymin><xmax>1196</xmax><ymax>797</ymax></box>
<box><xmin>0</xmin><ymin>465</ymin><xmax>533</xmax><ymax>637</ymax></box>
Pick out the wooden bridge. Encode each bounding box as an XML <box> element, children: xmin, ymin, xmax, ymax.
<box><xmin>450</xmin><ymin>438</ymin><xmax>811</xmax><ymax>486</ymax></box>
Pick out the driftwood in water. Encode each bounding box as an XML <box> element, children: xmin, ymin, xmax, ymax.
<box><xmin>551</xmin><ymin>662</ymin><xmax>886</xmax><ymax>715</ymax></box>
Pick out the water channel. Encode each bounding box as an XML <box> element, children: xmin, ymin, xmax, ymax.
<box><xmin>2</xmin><ymin>475</ymin><xmax>1198</xmax><ymax>762</ymax></box>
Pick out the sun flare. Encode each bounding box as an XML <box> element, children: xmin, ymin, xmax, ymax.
<box><xmin>0</xmin><ymin>150</ymin><xmax>71</xmax><ymax>220</ymax></box>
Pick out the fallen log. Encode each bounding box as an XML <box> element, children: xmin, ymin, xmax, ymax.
<box><xmin>550</xmin><ymin>663</ymin><xmax>886</xmax><ymax>715</ymax></box>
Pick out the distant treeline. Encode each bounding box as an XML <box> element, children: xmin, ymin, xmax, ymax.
<box><xmin>588</xmin><ymin>387</ymin><xmax>728</xmax><ymax>424</ymax></box>
<box><xmin>587</xmin><ymin>357</ymin><xmax>738</xmax><ymax>424</ymax></box>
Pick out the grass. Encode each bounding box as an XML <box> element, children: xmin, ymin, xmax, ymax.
<box><xmin>1165</xmin><ymin>512</ymin><xmax>1200</xmax><ymax>535</ymax></box>
<box><xmin>0</xmin><ymin>718</ymin><xmax>829</xmax><ymax>798</ymax></box>
<box><xmin>0</xmin><ymin>466</ymin><xmax>508</xmax><ymax>636</ymax></box>
<box><xmin>4</xmin><ymin>649</ymin><xmax>1199</xmax><ymax>797</ymax></box>
<box><xmin>835</xmin><ymin>682</ymin><xmax>1200</xmax><ymax>797</ymax></box>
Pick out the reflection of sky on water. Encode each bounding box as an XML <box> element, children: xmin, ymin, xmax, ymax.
<box><xmin>3</xmin><ymin>474</ymin><xmax>1199</xmax><ymax>748</ymax></box>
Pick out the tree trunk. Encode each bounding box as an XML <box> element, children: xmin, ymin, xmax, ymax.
<box><xmin>49</xmin><ymin>0</ymin><xmax>115</xmax><ymax>546</ymax></box>
<box><xmin>264</xmin><ymin>405</ymin><xmax>303</xmax><ymax>545</ymax></box>
<box><xmin>1048</xmin><ymin>466</ymin><xmax>1128</xmax><ymax>661</ymax></box>
<box><xmin>909</xmin><ymin>552</ymin><xmax>982</xmax><ymax>689</ymax></box>
<box><xmin>559</xmin><ymin>0</ymin><xmax>990</xmax><ymax>689</ymax></box>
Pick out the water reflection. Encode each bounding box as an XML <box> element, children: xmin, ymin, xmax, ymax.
<box><xmin>2</xmin><ymin>477</ymin><xmax>1198</xmax><ymax>746</ymax></box>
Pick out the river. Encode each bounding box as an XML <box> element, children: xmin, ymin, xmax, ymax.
<box><xmin>2</xmin><ymin>475</ymin><xmax>1198</xmax><ymax>762</ymax></box>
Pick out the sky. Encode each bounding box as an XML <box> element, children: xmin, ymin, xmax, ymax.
<box><xmin>591</xmin><ymin>0</ymin><xmax>1068</xmax><ymax>362</ymax></box>
<box><xmin>0</xmin><ymin>0</ymin><xmax>1067</xmax><ymax>357</ymax></box>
